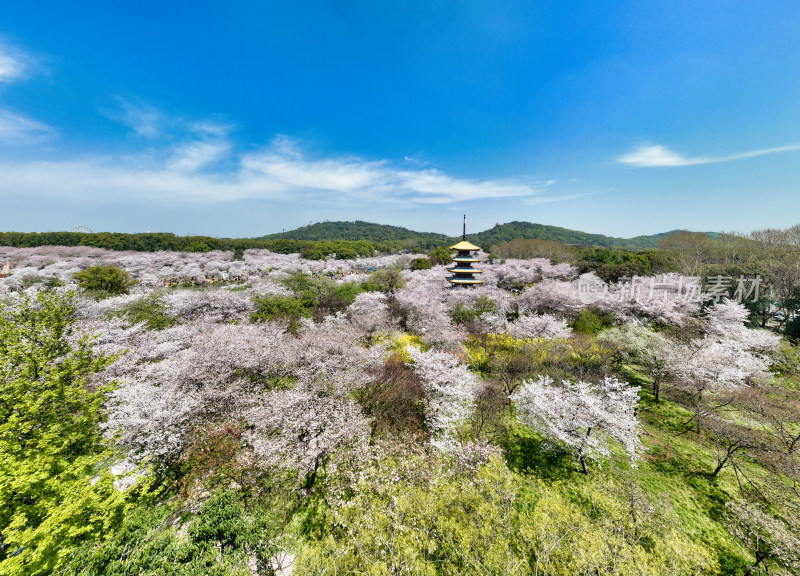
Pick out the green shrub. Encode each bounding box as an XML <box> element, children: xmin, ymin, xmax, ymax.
<box><xmin>450</xmin><ymin>296</ymin><xmax>496</xmax><ymax>325</ymax></box>
<box><xmin>366</xmin><ymin>267</ymin><xmax>405</xmax><ymax>295</ymax></box>
<box><xmin>73</xmin><ymin>265</ymin><xmax>136</xmax><ymax>295</ymax></box>
<box><xmin>785</xmin><ymin>315</ymin><xmax>800</xmax><ymax>342</ymax></box>
<box><xmin>18</xmin><ymin>275</ymin><xmax>65</xmax><ymax>289</ymax></box>
<box><xmin>281</xmin><ymin>272</ymin><xmax>369</xmax><ymax>317</ymax></box>
<box><xmin>108</xmin><ymin>293</ymin><xmax>176</xmax><ymax>330</ymax></box>
<box><xmin>64</xmin><ymin>496</ymin><xmax>261</xmax><ymax>576</ymax></box>
<box><xmin>571</xmin><ymin>307</ymin><xmax>615</xmax><ymax>335</ymax></box>
<box><xmin>300</xmin><ymin>246</ymin><xmax>326</xmax><ymax>260</ymax></box>
<box><xmin>189</xmin><ymin>491</ymin><xmax>249</xmax><ymax>553</ymax></box>
<box><xmin>451</xmin><ymin>302</ymin><xmax>480</xmax><ymax>325</ymax></box>
<box><xmin>409</xmin><ymin>257</ymin><xmax>432</xmax><ymax>270</ymax></box>
<box><xmin>251</xmin><ymin>294</ymin><xmax>312</xmax><ymax>333</ymax></box>
<box><xmin>427</xmin><ymin>247</ymin><xmax>452</xmax><ymax>266</ymax></box>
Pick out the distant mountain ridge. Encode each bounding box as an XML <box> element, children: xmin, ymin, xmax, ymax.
<box><xmin>260</xmin><ymin>220</ymin><xmax>716</xmax><ymax>250</ymax></box>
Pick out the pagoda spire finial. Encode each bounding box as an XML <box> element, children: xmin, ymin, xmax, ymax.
<box><xmin>462</xmin><ymin>214</ymin><xmax>466</xmax><ymax>241</ymax></box>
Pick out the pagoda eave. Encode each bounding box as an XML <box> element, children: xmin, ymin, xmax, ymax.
<box><xmin>449</xmin><ymin>240</ymin><xmax>481</xmax><ymax>251</ymax></box>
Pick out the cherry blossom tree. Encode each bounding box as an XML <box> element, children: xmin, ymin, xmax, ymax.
<box><xmin>245</xmin><ymin>387</ymin><xmax>371</xmax><ymax>490</ymax></box>
<box><xmin>675</xmin><ymin>299</ymin><xmax>781</xmax><ymax>432</ymax></box>
<box><xmin>405</xmin><ymin>346</ymin><xmax>480</xmax><ymax>452</ymax></box>
<box><xmin>513</xmin><ymin>375</ymin><xmax>643</xmax><ymax>473</ymax></box>
<box><xmin>726</xmin><ymin>500</ymin><xmax>800</xmax><ymax>575</ymax></box>
<box><xmin>517</xmin><ymin>279</ymin><xmax>586</xmax><ymax>317</ymax></box>
<box><xmin>345</xmin><ymin>291</ymin><xmax>393</xmax><ymax>337</ymax></box>
<box><xmin>598</xmin><ymin>323</ymin><xmax>683</xmax><ymax>401</ymax></box>
<box><xmin>394</xmin><ymin>269</ymin><xmax>465</xmax><ymax>349</ymax></box>
<box><xmin>509</xmin><ymin>313</ymin><xmax>572</xmax><ymax>341</ymax></box>
<box><xmin>596</xmin><ymin>273</ymin><xmax>702</xmax><ymax>325</ymax></box>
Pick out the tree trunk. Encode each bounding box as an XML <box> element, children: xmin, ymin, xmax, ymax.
<box><xmin>695</xmin><ymin>389</ymin><xmax>704</xmax><ymax>434</ymax></box>
<box><xmin>578</xmin><ymin>428</ymin><xmax>592</xmax><ymax>474</ymax></box>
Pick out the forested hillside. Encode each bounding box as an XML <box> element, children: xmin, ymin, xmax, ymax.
<box><xmin>262</xmin><ymin>220</ymin><xmax>718</xmax><ymax>249</ymax></box>
<box><xmin>470</xmin><ymin>221</ymin><xmax>718</xmax><ymax>249</ymax></box>
<box><xmin>259</xmin><ymin>220</ymin><xmax>450</xmax><ymax>247</ymax></box>
<box><xmin>0</xmin><ymin>222</ymin><xmax>718</xmax><ymax>257</ymax></box>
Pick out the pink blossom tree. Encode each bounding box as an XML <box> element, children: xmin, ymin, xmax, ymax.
<box><xmin>513</xmin><ymin>375</ymin><xmax>643</xmax><ymax>473</ymax></box>
<box><xmin>508</xmin><ymin>313</ymin><xmax>572</xmax><ymax>341</ymax></box>
<box><xmin>406</xmin><ymin>346</ymin><xmax>480</xmax><ymax>452</ymax></box>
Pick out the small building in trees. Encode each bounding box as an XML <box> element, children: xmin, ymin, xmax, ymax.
<box><xmin>447</xmin><ymin>216</ymin><xmax>484</xmax><ymax>286</ymax></box>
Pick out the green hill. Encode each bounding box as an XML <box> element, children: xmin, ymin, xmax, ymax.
<box><xmin>260</xmin><ymin>220</ymin><xmax>448</xmax><ymax>244</ymax></box>
<box><xmin>261</xmin><ymin>220</ymin><xmax>716</xmax><ymax>250</ymax></box>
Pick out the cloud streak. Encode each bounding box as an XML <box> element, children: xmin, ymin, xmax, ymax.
<box><xmin>0</xmin><ymin>108</ymin><xmax>55</xmax><ymax>143</ymax></box>
<box><xmin>0</xmin><ymin>44</ymin><xmax>25</xmax><ymax>83</ymax></box>
<box><xmin>618</xmin><ymin>143</ymin><xmax>800</xmax><ymax>167</ymax></box>
<box><xmin>0</xmin><ymin>118</ymin><xmax>557</xmax><ymax>206</ymax></box>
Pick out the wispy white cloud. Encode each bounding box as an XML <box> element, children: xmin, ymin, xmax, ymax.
<box><xmin>168</xmin><ymin>140</ymin><xmax>233</xmax><ymax>172</ymax></box>
<box><xmin>0</xmin><ymin>43</ymin><xmax>51</xmax><ymax>142</ymax></box>
<box><xmin>168</xmin><ymin>122</ymin><xmax>234</xmax><ymax>172</ymax></box>
<box><xmin>0</xmin><ymin>108</ymin><xmax>55</xmax><ymax>143</ymax></box>
<box><xmin>110</xmin><ymin>98</ymin><xmax>165</xmax><ymax>138</ymax></box>
<box><xmin>392</xmin><ymin>168</ymin><xmax>537</xmax><ymax>203</ymax></box>
<box><xmin>524</xmin><ymin>192</ymin><xmax>598</xmax><ymax>206</ymax></box>
<box><xmin>0</xmin><ymin>126</ymin><xmax>559</xmax><ymax>206</ymax></box>
<box><xmin>618</xmin><ymin>143</ymin><xmax>800</xmax><ymax>167</ymax></box>
<box><xmin>0</xmin><ymin>90</ymin><xmax>586</xmax><ymax>210</ymax></box>
<box><xmin>240</xmin><ymin>135</ymin><xmax>547</xmax><ymax>204</ymax></box>
<box><xmin>0</xmin><ymin>43</ymin><xmax>27</xmax><ymax>83</ymax></box>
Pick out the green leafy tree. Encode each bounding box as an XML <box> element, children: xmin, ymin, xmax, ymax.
<box><xmin>280</xmin><ymin>272</ymin><xmax>368</xmax><ymax>318</ymax></box>
<box><xmin>427</xmin><ymin>247</ymin><xmax>452</xmax><ymax>266</ymax></box>
<box><xmin>409</xmin><ymin>257</ymin><xmax>432</xmax><ymax>271</ymax></box>
<box><xmin>107</xmin><ymin>293</ymin><xmax>177</xmax><ymax>331</ymax></box>
<box><xmin>367</xmin><ymin>267</ymin><xmax>406</xmax><ymax>296</ymax></box>
<box><xmin>0</xmin><ymin>291</ymin><xmax>127</xmax><ymax>575</ymax></box>
<box><xmin>251</xmin><ymin>294</ymin><xmax>313</xmax><ymax>333</ymax></box>
<box><xmin>300</xmin><ymin>245</ymin><xmax>327</xmax><ymax>260</ymax></box>
<box><xmin>451</xmin><ymin>296</ymin><xmax>496</xmax><ymax>325</ymax></box>
<box><xmin>64</xmin><ymin>490</ymin><xmax>287</xmax><ymax>576</ymax></box>
<box><xmin>571</xmin><ymin>307</ymin><xmax>615</xmax><ymax>335</ymax></box>
<box><xmin>297</xmin><ymin>452</ymin><xmax>716</xmax><ymax>576</ymax></box>
<box><xmin>785</xmin><ymin>315</ymin><xmax>800</xmax><ymax>342</ymax></box>
<box><xmin>73</xmin><ymin>265</ymin><xmax>136</xmax><ymax>296</ymax></box>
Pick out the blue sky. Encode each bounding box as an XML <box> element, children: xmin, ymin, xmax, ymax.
<box><xmin>2</xmin><ymin>1</ymin><xmax>800</xmax><ymax>238</ymax></box>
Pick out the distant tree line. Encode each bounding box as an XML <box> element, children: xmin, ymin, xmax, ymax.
<box><xmin>0</xmin><ymin>222</ymin><xmax>724</xmax><ymax>260</ymax></box>
<box><xmin>0</xmin><ymin>231</ymin><xmax>391</xmax><ymax>260</ymax></box>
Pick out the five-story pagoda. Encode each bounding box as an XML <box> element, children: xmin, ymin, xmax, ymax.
<box><xmin>447</xmin><ymin>215</ymin><xmax>484</xmax><ymax>286</ymax></box>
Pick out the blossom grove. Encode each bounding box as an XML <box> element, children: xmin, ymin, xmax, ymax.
<box><xmin>0</xmin><ymin>244</ymin><xmax>797</xmax><ymax>575</ymax></box>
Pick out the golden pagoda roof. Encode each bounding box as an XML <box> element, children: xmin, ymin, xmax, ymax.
<box><xmin>449</xmin><ymin>240</ymin><xmax>481</xmax><ymax>251</ymax></box>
